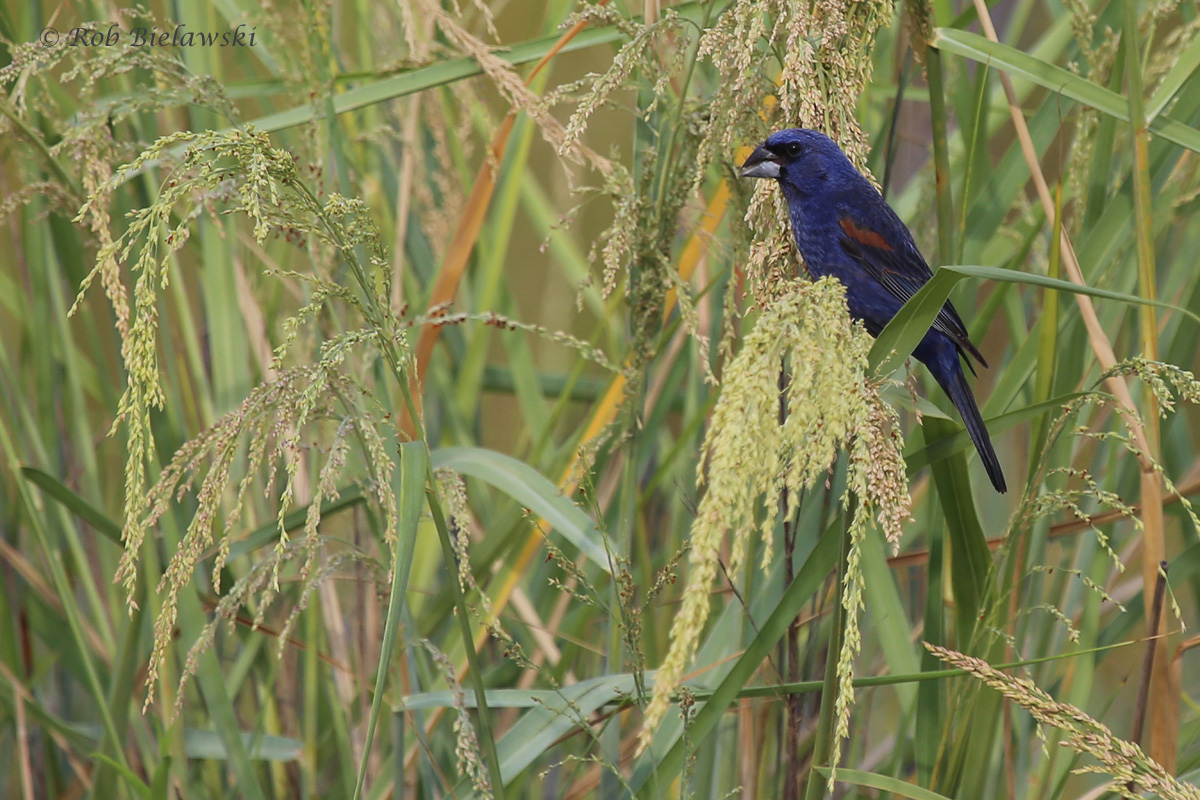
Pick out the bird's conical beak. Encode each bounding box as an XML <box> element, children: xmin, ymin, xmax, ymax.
<box><xmin>740</xmin><ymin>145</ymin><xmax>781</xmax><ymax>179</ymax></box>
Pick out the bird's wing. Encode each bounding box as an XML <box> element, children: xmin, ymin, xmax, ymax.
<box><xmin>836</xmin><ymin>207</ymin><xmax>986</xmax><ymax>368</ymax></box>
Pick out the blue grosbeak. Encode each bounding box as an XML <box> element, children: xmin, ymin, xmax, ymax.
<box><xmin>740</xmin><ymin>128</ymin><xmax>1006</xmax><ymax>493</ymax></box>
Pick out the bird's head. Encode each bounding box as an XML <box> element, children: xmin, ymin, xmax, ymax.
<box><xmin>739</xmin><ymin>128</ymin><xmax>856</xmax><ymax>196</ymax></box>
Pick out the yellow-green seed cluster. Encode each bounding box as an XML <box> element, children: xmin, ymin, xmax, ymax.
<box><xmin>929</xmin><ymin>644</ymin><xmax>1200</xmax><ymax>800</ymax></box>
<box><xmin>638</xmin><ymin>277</ymin><xmax>910</xmax><ymax>753</ymax></box>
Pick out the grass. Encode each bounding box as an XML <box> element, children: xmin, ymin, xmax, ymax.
<box><xmin>2</xmin><ymin>0</ymin><xmax>1200</xmax><ymax>798</ymax></box>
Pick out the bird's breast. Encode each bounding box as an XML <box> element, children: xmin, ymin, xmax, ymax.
<box><xmin>786</xmin><ymin>211</ymin><xmax>839</xmax><ymax>279</ymax></box>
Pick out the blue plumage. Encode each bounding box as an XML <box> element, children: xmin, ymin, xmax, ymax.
<box><xmin>741</xmin><ymin>128</ymin><xmax>1006</xmax><ymax>493</ymax></box>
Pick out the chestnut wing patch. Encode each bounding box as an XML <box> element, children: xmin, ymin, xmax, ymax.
<box><xmin>839</xmin><ymin>217</ymin><xmax>894</xmax><ymax>251</ymax></box>
<box><xmin>837</xmin><ymin>214</ymin><xmax>987</xmax><ymax>369</ymax></box>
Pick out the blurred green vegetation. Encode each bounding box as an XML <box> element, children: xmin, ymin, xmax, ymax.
<box><xmin>1</xmin><ymin>0</ymin><xmax>1199</xmax><ymax>798</ymax></box>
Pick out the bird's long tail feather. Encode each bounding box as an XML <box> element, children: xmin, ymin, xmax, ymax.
<box><xmin>943</xmin><ymin>366</ymin><xmax>1007</xmax><ymax>493</ymax></box>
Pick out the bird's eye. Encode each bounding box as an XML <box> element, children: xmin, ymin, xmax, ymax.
<box><xmin>785</xmin><ymin>142</ymin><xmax>803</xmax><ymax>157</ymax></box>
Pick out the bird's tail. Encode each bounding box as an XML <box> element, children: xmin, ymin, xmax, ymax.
<box><xmin>943</xmin><ymin>366</ymin><xmax>1007</xmax><ymax>493</ymax></box>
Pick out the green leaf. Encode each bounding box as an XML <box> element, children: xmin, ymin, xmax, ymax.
<box><xmin>353</xmin><ymin>441</ymin><xmax>425</xmax><ymax>800</ymax></box>
<box><xmin>19</xmin><ymin>466</ymin><xmax>368</xmax><ymax>563</ymax></box>
<box><xmin>907</xmin><ymin>394</ymin><xmax>1086</xmax><ymax>475</ymax></box>
<box><xmin>869</xmin><ymin>264</ymin><xmax>1200</xmax><ymax>377</ymax></box>
<box><xmin>869</xmin><ymin>266</ymin><xmax>964</xmax><ymax>376</ymax></box>
<box><xmin>246</xmin><ymin>28</ymin><xmax>624</xmax><ymax>134</ymax></box>
<box><xmin>931</xmin><ymin>28</ymin><xmax>1200</xmax><ymax>154</ymax></box>
<box><xmin>222</xmin><ymin>486</ymin><xmax>367</xmax><ymax>562</ymax></box>
<box><xmin>402</xmin><ymin>688</ymin><xmax>562</xmax><ymax>710</ymax></box>
<box><xmin>816</xmin><ymin>767</ymin><xmax>956</xmax><ymax>800</ymax></box>
<box><xmin>1030</xmin><ymin>187</ymin><xmax>1064</xmax><ymax>473</ymax></box>
<box><xmin>20</xmin><ymin>467</ymin><xmax>122</xmax><ymax>547</ymax></box>
<box><xmin>146</xmin><ymin>1</ymin><xmax>717</xmax><ymax>170</ymax></box>
<box><xmin>75</xmin><ymin>726</ymin><xmax>302</xmax><ymax>761</ymax></box>
<box><xmin>925</xmin><ymin>417</ymin><xmax>990</xmax><ymax>643</ymax></box>
<box><xmin>180</xmin><ymin>730</ymin><xmax>302</xmax><ymax>762</ymax></box>
<box><xmin>442</xmin><ymin>673</ymin><xmax>647</xmax><ymax>795</ymax></box>
<box><xmin>148</xmin><ymin>756</ymin><xmax>170</xmax><ymax>799</ymax></box>
<box><xmin>432</xmin><ymin>446</ymin><xmax>611</xmax><ymax>573</ymax></box>
<box><xmin>631</xmin><ymin>520</ymin><xmax>841</xmax><ymax>796</ymax></box>
<box><xmin>1147</xmin><ymin>26</ymin><xmax>1200</xmax><ymax>121</ymax></box>
<box><xmin>917</xmin><ymin>500</ymin><xmax>946</xmax><ymax>786</ymax></box>
<box><xmin>861</xmin><ymin>531</ymin><xmax>919</xmax><ymax>711</ymax></box>
<box><xmin>89</xmin><ymin>754</ymin><xmax>150</xmax><ymax>800</ymax></box>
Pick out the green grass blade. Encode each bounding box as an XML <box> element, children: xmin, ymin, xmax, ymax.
<box><xmin>447</xmin><ymin>673</ymin><xmax>647</xmax><ymax>793</ymax></box>
<box><xmin>1030</xmin><ymin>186</ymin><xmax>1063</xmax><ymax>477</ymax></box>
<box><xmin>425</xmin><ymin>480</ymin><xmax>506</xmax><ymax>794</ymax></box>
<box><xmin>916</xmin><ymin>500</ymin><xmax>945</xmax><ymax>787</ymax></box>
<box><xmin>907</xmin><ymin>394</ymin><xmax>1085</xmax><ymax>475</ymax></box>
<box><xmin>1146</xmin><ymin>28</ymin><xmax>1200</xmax><ymax>121</ymax></box>
<box><xmin>924</xmin><ymin>417</ymin><xmax>991</xmax><ymax>643</ymax></box>
<box><xmin>353</xmin><ymin>441</ymin><xmax>425</xmax><ymax>800</ymax></box>
<box><xmin>861</xmin><ymin>531</ymin><xmax>919</xmax><ymax>711</ymax></box>
<box><xmin>869</xmin><ymin>263</ymin><xmax>1200</xmax><ymax>377</ymax></box>
<box><xmin>816</xmin><ymin>767</ymin><xmax>956</xmax><ymax>800</ymax></box>
<box><xmin>20</xmin><ymin>467</ymin><xmax>123</xmax><ymax>547</ymax></box>
<box><xmin>179</xmin><ymin>729</ymin><xmax>302</xmax><ymax>761</ymax></box>
<box><xmin>146</xmin><ymin>0</ymin><xmax>718</xmax><ymax>162</ymax></box>
<box><xmin>88</xmin><ymin>754</ymin><xmax>151</xmax><ymax>800</ymax></box>
<box><xmin>431</xmin><ymin>446</ymin><xmax>611</xmax><ymax>572</ymax></box>
<box><xmin>631</xmin><ymin>519</ymin><xmax>840</xmax><ymax>796</ymax></box>
<box><xmin>931</xmin><ymin>27</ymin><xmax>1200</xmax><ymax>153</ymax></box>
